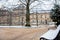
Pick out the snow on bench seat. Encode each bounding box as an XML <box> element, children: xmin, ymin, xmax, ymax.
<box><xmin>40</xmin><ymin>28</ymin><xmax>59</xmax><ymax>40</ymax></box>
<box><xmin>57</xmin><ymin>25</ymin><xmax>60</xmax><ymax>31</ymax></box>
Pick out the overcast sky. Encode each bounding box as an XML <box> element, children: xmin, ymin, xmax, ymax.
<box><xmin>0</xmin><ymin>0</ymin><xmax>19</xmax><ymax>9</ymax></box>
<box><xmin>0</xmin><ymin>0</ymin><xmax>60</xmax><ymax>12</ymax></box>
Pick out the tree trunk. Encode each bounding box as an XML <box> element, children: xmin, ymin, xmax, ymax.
<box><xmin>36</xmin><ymin>12</ymin><xmax>38</xmax><ymax>26</ymax></box>
<box><xmin>25</xmin><ymin>2</ymin><xmax>31</xmax><ymax>27</ymax></box>
<box><xmin>9</xmin><ymin>12</ymin><xmax>12</xmax><ymax>26</ymax></box>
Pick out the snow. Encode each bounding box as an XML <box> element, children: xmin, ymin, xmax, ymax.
<box><xmin>40</xmin><ymin>25</ymin><xmax>60</xmax><ymax>40</ymax></box>
<box><xmin>0</xmin><ymin>26</ymin><xmax>24</xmax><ymax>28</ymax></box>
<box><xmin>40</xmin><ymin>29</ymin><xmax>59</xmax><ymax>39</ymax></box>
<box><xmin>57</xmin><ymin>25</ymin><xmax>60</xmax><ymax>31</ymax></box>
<box><xmin>0</xmin><ymin>26</ymin><xmax>38</xmax><ymax>28</ymax></box>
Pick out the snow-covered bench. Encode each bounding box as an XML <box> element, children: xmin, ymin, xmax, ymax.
<box><xmin>40</xmin><ymin>25</ymin><xmax>60</xmax><ymax>40</ymax></box>
<box><xmin>57</xmin><ymin>25</ymin><xmax>60</xmax><ymax>31</ymax></box>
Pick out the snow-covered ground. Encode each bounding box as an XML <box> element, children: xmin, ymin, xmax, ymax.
<box><xmin>0</xmin><ymin>25</ymin><xmax>56</xmax><ymax>28</ymax></box>
<box><xmin>0</xmin><ymin>25</ymin><xmax>45</xmax><ymax>28</ymax></box>
<box><xmin>0</xmin><ymin>26</ymin><xmax>39</xmax><ymax>28</ymax></box>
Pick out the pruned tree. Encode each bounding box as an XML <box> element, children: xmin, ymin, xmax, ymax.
<box><xmin>50</xmin><ymin>4</ymin><xmax>60</xmax><ymax>26</ymax></box>
<box><xmin>19</xmin><ymin>0</ymin><xmax>40</xmax><ymax>27</ymax></box>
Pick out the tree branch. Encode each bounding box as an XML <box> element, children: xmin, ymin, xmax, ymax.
<box><xmin>29</xmin><ymin>0</ymin><xmax>43</xmax><ymax>10</ymax></box>
<box><xmin>19</xmin><ymin>0</ymin><xmax>26</xmax><ymax>6</ymax></box>
<box><xmin>30</xmin><ymin>1</ymin><xmax>43</xmax><ymax>10</ymax></box>
<box><xmin>29</xmin><ymin>0</ymin><xmax>36</xmax><ymax>5</ymax></box>
<box><xmin>25</xmin><ymin>0</ymin><xmax>28</xmax><ymax>3</ymax></box>
<box><xmin>30</xmin><ymin>3</ymin><xmax>40</xmax><ymax>10</ymax></box>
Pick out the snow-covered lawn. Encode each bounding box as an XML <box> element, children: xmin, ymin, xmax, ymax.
<box><xmin>0</xmin><ymin>25</ymin><xmax>47</xmax><ymax>28</ymax></box>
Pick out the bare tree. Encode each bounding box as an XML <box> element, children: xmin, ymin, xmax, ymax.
<box><xmin>19</xmin><ymin>0</ymin><xmax>40</xmax><ymax>27</ymax></box>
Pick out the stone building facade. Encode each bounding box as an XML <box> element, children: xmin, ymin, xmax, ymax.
<box><xmin>30</xmin><ymin>13</ymin><xmax>52</xmax><ymax>26</ymax></box>
<box><xmin>0</xmin><ymin>10</ymin><xmax>9</xmax><ymax>26</ymax></box>
<box><xmin>0</xmin><ymin>9</ymin><xmax>52</xmax><ymax>26</ymax></box>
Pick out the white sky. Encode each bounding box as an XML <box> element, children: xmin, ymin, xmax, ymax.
<box><xmin>0</xmin><ymin>0</ymin><xmax>19</xmax><ymax>9</ymax></box>
<box><xmin>0</xmin><ymin>0</ymin><xmax>60</xmax><ymax>12</ymax></box>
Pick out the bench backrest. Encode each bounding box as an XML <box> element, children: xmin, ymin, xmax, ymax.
<box><xmin>57</xmin><ymin>25</ymin><xmax>60</xmax><ymax>31</ymax></box>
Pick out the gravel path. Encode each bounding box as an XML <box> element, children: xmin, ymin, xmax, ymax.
<box><xmin>0</xmin><ymin>27</ymin><xmax>48</xmax><ymax>40</ymax></box>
